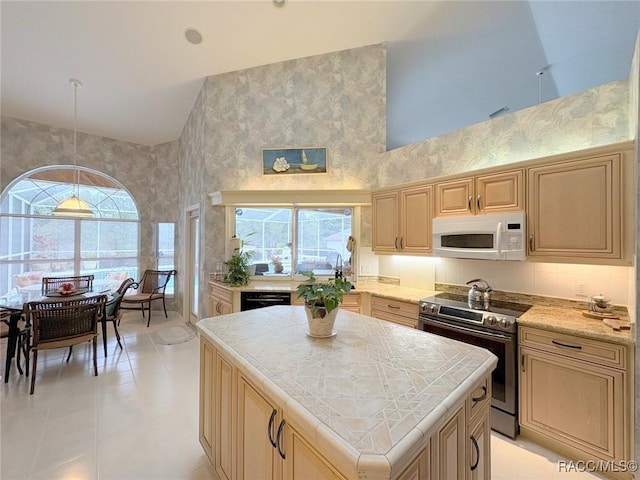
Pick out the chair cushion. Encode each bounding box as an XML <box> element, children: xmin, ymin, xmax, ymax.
<box><xmin>123</xmin><ymin>293</ymin><xmax>164</xmax><ymax>302</ymax></box>
<box><xmin>105</xmin><ymin>292</ymin><xmax>123</xmax><ymax>317</ymax></box>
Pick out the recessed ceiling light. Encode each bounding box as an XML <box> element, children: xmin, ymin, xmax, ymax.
<box><xmin>273</xmin><ymin>0</ymin><xmax>286</xmax><ymax>7</ymax></box>
<box><xmin>185</xmin><ymin>28</ymin><xmax>203</xmax><ymax>45</ymax></box>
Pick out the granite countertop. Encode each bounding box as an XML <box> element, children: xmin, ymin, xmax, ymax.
<box><xmin>209</xmin><ymin>279</ymin><xmax>437</xmax><ymax>304</ymax></box>
<box><xmin>197</xmin><ymin>306</ymin><xmax>497</xmax><ymax>478</ymax></box>
<box><xmin>518</xmin><ymin>304</ymin><xmax>634</xmax><ymax>345</ymax></box>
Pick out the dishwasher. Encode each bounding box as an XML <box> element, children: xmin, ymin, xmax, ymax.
<box><xmin>240</xmin><ymin>291</ymin><xmax>291</xmax><ymax>311</ymax></box>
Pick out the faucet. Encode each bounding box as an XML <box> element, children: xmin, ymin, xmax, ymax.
<box><xmin>335</xmin><ymin>253</ymin><xmax>343</xmax><ymax>279</ymax></box>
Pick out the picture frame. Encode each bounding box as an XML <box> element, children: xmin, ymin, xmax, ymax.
<box><xmin>262</xmin><ymin>147</ymin><xmax>327</xmax><ymax>175</ymax></box>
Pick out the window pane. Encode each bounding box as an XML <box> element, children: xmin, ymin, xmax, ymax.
<box><xmin>235</xmin><ymin>208</ymin><xmax>292</xmax><ymax>275</ymax></box>
<box><xmin>157</xmin><ymin>223</ymin><xmax>175</xmax><ymax>294</ymax></box>
<box><xmin>296</xmin><ymin>208</ymin><xmax>352</xmax><ymax>275</ymax></box>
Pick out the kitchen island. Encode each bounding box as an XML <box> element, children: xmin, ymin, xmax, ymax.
<box><xmin>196</xmin><ymin>306</ymin><xmax>497</xmax><ymax>480</ymax></box>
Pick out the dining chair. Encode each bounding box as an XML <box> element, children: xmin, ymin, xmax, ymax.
<box><xmin>101</xmin><ymin>277</ymin><xmax>134</xmax><ymax>356</ymax></box>
<box><xmin>25</xmin><ymin>295</ymin><xmax>107</xmax><ymax>394</ymax></box>
<box><xmin>41</xmin><ymin>274</ymin><xmax>95</xmax><ymax>295</ymax></box>
<box><xmin>121</xmin><ymin>270</ymin><xmax>176</xmax><ymax>327</ymax></box>
<box><xmin>1</xmin><ymin>308</ymin><xmax>30</xmax><ymax>380</ymax></box>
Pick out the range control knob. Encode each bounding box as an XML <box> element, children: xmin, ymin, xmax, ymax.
<box><xmin>499</xmin><ymin>317</ymin><xmax>512</xmax><ymax>329</ymax></box>
<box><xmin>485</xmin><ymin>315</ymin><xmax>498</xmax><ymax>327</ymax></box>
<box><xmin>429</xmin><ymin>304</ymin><xmax>438</xmax><ymax>314</ymax></box>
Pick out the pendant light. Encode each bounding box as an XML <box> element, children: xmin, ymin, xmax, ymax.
<box><xmin>53</xmin><ymin>78</ymin><xmax>94</xmax><ymax>217</ymax></box>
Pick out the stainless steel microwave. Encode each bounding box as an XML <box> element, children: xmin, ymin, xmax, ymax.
<box><xmin>432</xmin><ymin>212</ymin><xmax>526</xmax><ymax>260</ymax></box>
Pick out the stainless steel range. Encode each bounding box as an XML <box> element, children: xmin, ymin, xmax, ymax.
<box><xmin>418</xmin><ymin>292</ymin><xmax>531</xmax><ymax>438</ymax></box>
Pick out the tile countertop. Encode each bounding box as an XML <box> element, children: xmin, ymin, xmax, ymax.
<box><xmin>197</xmin><ymin>306</ymin><xmax>497</xmax><ymax>479</ymax></box>
<box><xmin>518</xmin><ymin>304</ymin><xmax>634</xmax><ymax>345</ymax></box>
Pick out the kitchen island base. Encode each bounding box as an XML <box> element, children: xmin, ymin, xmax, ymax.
<box><xmin>198</xmin><ymin>306</ymin><xmax>497</xmax><ymax>479</ymax></box>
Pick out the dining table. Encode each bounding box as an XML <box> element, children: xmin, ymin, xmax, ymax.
<box><xmin>1</xmin><ymin>288</ymin><xmax>113</xmax><ymax>383</ymax></box>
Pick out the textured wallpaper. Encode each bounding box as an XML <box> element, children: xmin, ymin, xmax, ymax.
<box><xmin>380</xmin><ymin>79</ymin><xmax>630</xmax><ymax>187</ymax></box>
<box><xmin>191</xmin><ymin>44</ymin><xmax>387</xmax><ymax>310</ymax></box>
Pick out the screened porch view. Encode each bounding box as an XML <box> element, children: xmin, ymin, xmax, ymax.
<box><xmin>0</xmin><ymin>167</ymin><xmax>141</xmax><ymax>302</ymax></box>
<box><xmin>234</xmin><ymin>207</ymin><xmax>353</xmax><ymax>278</ymax></box>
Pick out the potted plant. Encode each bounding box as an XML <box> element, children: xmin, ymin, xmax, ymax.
<box><xmin>224</xmin><ymin>236</ymin><xmax>253</xmax><ymax>287</ymax></box>
<box><xmin>296</xmin><ymin>272</ymin><xmax>352</xmax><ymax>338</ymax></box>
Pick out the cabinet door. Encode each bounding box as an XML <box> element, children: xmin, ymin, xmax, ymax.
<box><xmin>527</xmin><ymin>154</ymin><xmax>621</xmax><ymax>259</ymax></box>
<box><xmin>397</xmin><ymin>444</ymin><xmax>431</xmax><ymax>480</ymax></box>
<box><xmin>437</xmin><ymin>406</ymin><xmax>466</xmax><ymax>480</ymax></box>
<box><xmin>283</xmin><ymin>424</ymin><xmax>346</xmax><ymax>480</ymax></box>
<box><xmin>215</xmin><ymin>352</ymin><xmax>235</xmax><ymax>480</ymax></box>
<box><xmin>400</xmin><ymin>184</ymin><xmax>433</xmax><ymax>253</ymax></box>
<box><xmin>372</xmin><ymin>191</ymin><xmax>400</xmax><ymax>253</ymax></box>
<box><xmin>475</xmin><ymin>170</ymin><xmax>523</xmax><ymax>214</ymax></box>
<box><xmin>237</xmin><ymin>377</ymin><xmax>280</xmax><ymax>480</ymax></box>
<box><xmin>520</xmin><ymin>347</ymin><xmax>624</xmax><ymax>462</ymax></box>
<box><xmin>435</xmin><ymin>178</ymin><xmax>474</xmax><ymax>217</ymax></box>
<box><xmin>199</xmin><ymin>339</ymin><xmax>215</xmax><ymax>462</ymax></box>
<box><xmin>467</xmin><ymin>410</ymin><xmax>490</xmax><ymax>480</ymax></box>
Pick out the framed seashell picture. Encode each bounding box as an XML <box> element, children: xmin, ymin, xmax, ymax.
<box><xmin>262</xmin><ymin>147</ymin><xmax>327</xmax><ymax>175</ymax></box>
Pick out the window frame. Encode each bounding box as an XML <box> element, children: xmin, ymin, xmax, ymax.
<box><xmin>226</xmin><ymin>205</ymin><xmax>360</xmax><ymax>282</ymax></box>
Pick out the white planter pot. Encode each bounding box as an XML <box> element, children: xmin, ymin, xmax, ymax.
<box><xmin>304</xmin><ymin>305</ymin><xmax>339</xmax><ymax>338</ymax></box>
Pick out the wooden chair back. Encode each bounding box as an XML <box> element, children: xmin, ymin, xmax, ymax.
<box><xmin>41</xmin><ymin>275</ymin><xmax>95</xmax><ymax>295</ymax></box>
<box><xmin>27</xmin><ymin>296</ymin><xmax>106</xmax><ymax>346</ymax></box>
<box><xmin>138</xmin><ymin>270</ymin><xmax>175</xmax><ymax>295</ymax></box>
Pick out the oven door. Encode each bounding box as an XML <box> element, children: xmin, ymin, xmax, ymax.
<box><xmin>418</xmin><ymin>315</ymin><xmax>516</xmax><ymax>415</ymax></box>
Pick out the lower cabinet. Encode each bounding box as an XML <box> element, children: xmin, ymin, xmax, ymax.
<box><xmin>210</xmin><ymin>283</ymin><xmax>233</xmax><ymax>317</ymax></box>
<box><xmin>199</xmin><ymin>336</ymin><xmax>492</xmax><ymax>479</ymax></box>
<box><xmin>370</xmin><ymin>296</ymin><xmax>418</xmax><ymax>328</ymax></box>
<box><xmin>519</xmin><ymin>326</ymin><xmax>631</xmax><ymax>479</ymax></box>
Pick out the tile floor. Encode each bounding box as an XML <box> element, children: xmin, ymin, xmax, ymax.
<box><xmin>1</xmin><ymin>311</ymin><xmax>602</xmax><ymax>480</ymax></box>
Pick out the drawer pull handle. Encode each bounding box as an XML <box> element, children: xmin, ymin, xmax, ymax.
<box><xmin>267</xmin><ymin>409</ymin><xmax>277</xmax><ymax>448</ymax></box>
<box><xmin>276</xmin><ymin>419</ymin><xmax>286</xmax><ymax>459</ymax></box>
<box><xmin>552</xmin><ymin>340</ymin><xmax>582</xmax><ymax>350</ymax></box>
<box><xmin>529</xmin><ymin>234</ymin><xmax>534</xmax><ymax>251</ymax></box>
<box><xmin>477</xmin><ymin>195</ymin><xmax>481</xmax><ymax>211</ymax></box>
<box><xmin>470</xmin><ymin>435</ymin><xmax>480</xmax><ymax>471</ymax></box>
<box><xmin>472</xmin><ymin>385</ymin><xmax>487</xmax><ymax>404</ymax></box>
<box><xmin>388</xmin><ymin>304</ymin><xmax>400</xmax><ymax>310</ymax></box>
<box><xmin>468</xmin><ymin>196</ymin><xmax>472</xmax><ymax>211</ymax></box>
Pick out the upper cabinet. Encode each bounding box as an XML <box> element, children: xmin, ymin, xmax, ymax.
<box><xmin>527</xmin><ymin>151</ymin><xmax>629</xmax><ymax>262</ymax></box>
<box><xmin>372</xmin><ymin>183</ymin><xmax>433</xmax><ymax>254</ymax></box>
<box><xmin>435</xmin><ymin>170</ymin><xmax>524</xmax><ymax>217</ymax></box>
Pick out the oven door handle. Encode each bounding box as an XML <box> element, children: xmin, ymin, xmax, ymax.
<box><xmin>420</xmin><ymin>316</ymin><xmax>513</xmax><ymax>342</ymax></box>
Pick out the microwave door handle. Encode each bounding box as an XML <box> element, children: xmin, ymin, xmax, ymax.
<box><xmin>496</xmin><ymin>222</ymin><xmax>502</xmax><ymax>257</ymax></box>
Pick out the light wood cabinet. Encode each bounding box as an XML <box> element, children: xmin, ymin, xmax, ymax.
<box><xmin>370</xmin><ymin>296</ymin><xmax>418</xmax><ymax>328</ymax></box>
<box><xmin>519</xmin><ymin>326</ymin><xmax>631</xmax><ymax>479</ymax></box>
<box><xmin>372</xmin><ymin>184</ymin><xmax>433</xmax><ymax>254</ymax></box>
<box><xmin>216</xmin><ymin>351</ymin><xmax>235</xmax><ymax>480</ymax></box>
<box><xmin>199</xmin><ymin>339</ymin><xmax>215</xmax><ymax>461</ymax></box>
<box><xmin>237</xmin><ymin>376</ymin><xmax>281</xmax><ymax>480</ymax></box>
<box><xmin>527</xmin><ymin>153</ymin><xmax>621</xmax><ymax>260</ymax></box>
<box><xmin>436</xmin><ymin>406</ymin><xmax>465</xmax><ymax>480</ymax></box>
<box><xmin>435</xmin><ymin>170</ymin><xmax>523</xmax><ymax>217</ymax></box>
<box><xmin>200</xmin><ymin>334</ymin><xmax>492</xmax><ymax>480</ymax></box>
<box><xmin>210</xmin><ymin>283</ymin><xmax>233</xmax><ymax>317</ymax></box>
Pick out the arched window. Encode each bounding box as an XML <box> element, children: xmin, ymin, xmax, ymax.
<box><xmin>0</xmin><ymin>166</ymin><xmax>139</xmax><ymax>301</ymax></box>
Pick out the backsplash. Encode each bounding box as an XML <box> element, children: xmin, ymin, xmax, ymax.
<box><xmin>434</xmin><ymin>258</ymin><xmax>632</xmax><ymax>307</ymax></box>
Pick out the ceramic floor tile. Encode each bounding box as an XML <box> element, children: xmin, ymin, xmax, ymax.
<box><xmin>1</xmin><ymin>310</ymin><xmax>609</xmax><ymax>479</ymax></box>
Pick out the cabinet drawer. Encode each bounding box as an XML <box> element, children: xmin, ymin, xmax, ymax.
<box><xmin>519</xmin><ymin>326</ymin><xmax>627</xmax><ymax>370</ymax></box>
<box><xmin>371</xmin><ymin>309</ymin><xmax>417</xmax><ymax>328</ymax></box>
<box><xmin>467</xmin><ymin>376</ymin><xmax>491</xmax><ymax>425</ymax></box>
<box><xmin>371</xmin><ymin>296</ymin><xmax>418</xmax><ymax>319</ymax></box>
<box><xmin>341</xmin><ymin>292</ymin><xmax>361</xmax><ymax>308</ymax></box>
<box><xmin>210</xmin><ymin>283</ymin><xmax>233</xmax><ymax>304</ymax></box>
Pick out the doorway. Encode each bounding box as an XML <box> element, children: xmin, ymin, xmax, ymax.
<box><xmin>185</xmin><ymin>206</ymin><xmax>200</xmax><ymax>324</ymax></box>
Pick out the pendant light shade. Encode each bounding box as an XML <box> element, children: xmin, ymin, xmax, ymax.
<box><xmin>53</xmin><ymin>194</ymin><xmax>94</xmax><ymax>217</ymax></box>
<box><xmin>54</xmin><ymin>78</ymin><xmax>94</xmax><ymax>217</ymax></box>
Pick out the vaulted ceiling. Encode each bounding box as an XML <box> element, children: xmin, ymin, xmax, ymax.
<box><xmin>2</xmin><ymin>1</ymin><xmax>638</xmax><ymax>149</ymax></box>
